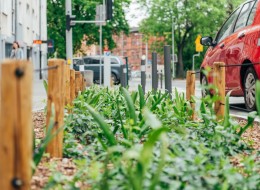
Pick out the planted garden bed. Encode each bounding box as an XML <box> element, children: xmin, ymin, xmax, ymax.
<box><xmin>32</xmin><ymin>86</ymin><xmax>260</xmax><ymax>189</ymax></box>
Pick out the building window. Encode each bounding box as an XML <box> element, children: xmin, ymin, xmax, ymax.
<box><xmin>18</xmin><ymin>1</ymin><xmax>23</xmax><ymax>24</ymax></box>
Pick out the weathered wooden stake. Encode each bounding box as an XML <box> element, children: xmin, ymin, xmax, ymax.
<box><xmin>70</xmin><ymin>69</ymin><xmax>75</xmax><ymax>104</ymax></box>
<box><xmin>81</xmin><ymin>74</ymin><xmax>85</xmax><ymax>91</ymax></box>
<box><xmin>0</xmin><ymin>60</ymin><xmax>33</xmax><ymax>190</ymax></box>
<box><xmin>46</xmin><ymin>59</ymin><xmax>65</xmax><ymax>158</ymax></box>
<box><xmin>75</xmin><ymin>71</ymin><xmax>81</xmax><ymax>96</ymax></box>
<box><xmin>213</xmin><ymin>62</ymin><xmax>225</xmax><ymax>119</ymax></box>
<box><xmin>65</xmin><ymin>65</ymin><xmax>71</xmax><ymax>105</ymax></box>
<box><xmin>186</xmin><ymin>70</ymin><xmax>196</xmax><ymax>120</ymax></box>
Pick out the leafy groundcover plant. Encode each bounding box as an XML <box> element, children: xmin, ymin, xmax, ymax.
<box><xmin>44</xmin><ymin>85</ymin><xmax>260</xmax><ymax>190</ymax></box>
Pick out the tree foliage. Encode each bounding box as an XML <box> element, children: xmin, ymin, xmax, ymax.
<box><xmin>47</xmin><ymin>0</ymin><xmax>130</xmax><ymax>59</ymax></box>
<box><xmin>138</xmin><ymin>0</ymin><xmax>243</xmax><ymax>77</ymax></box>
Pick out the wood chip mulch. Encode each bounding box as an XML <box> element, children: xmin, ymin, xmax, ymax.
<box><xmin>31</xmin><ymin>112</ymin><xmax>260</xmax><ymax>189</ymax></box>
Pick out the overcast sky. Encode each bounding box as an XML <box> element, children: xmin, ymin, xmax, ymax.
<box><xmin>125</xmin><ymin>0</ymin><xmax>147</xmax><ymax>28</ymax></box>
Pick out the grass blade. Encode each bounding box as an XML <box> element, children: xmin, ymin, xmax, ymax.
<box><xmin>138</xmin><ymin>85</ymin><xmax>145</xmax><ymax>112</ymax></box>
<box><xmin>223</xmin><ymin>90</ymin><xmax>232</xmax><ymax>128</ymax></box>
<box><xmin>85</xmin><ymin>104</ymin><xmax>117</xmax><ymax>146</ymax></box>
<box><xmin>121</xmin><ymin>87</ymin><xmax>137</xmax><ymax>125</ymax></box>
<box><xmin>237</xmin><ymin>111</ymin><xmax>257</xmax><ymax>136</ymax></box>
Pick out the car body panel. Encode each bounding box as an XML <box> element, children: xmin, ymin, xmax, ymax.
<box><xmin>201</xmin><ymin>0</ymin><xmax>260</xmax><ymax>98</ymax></box>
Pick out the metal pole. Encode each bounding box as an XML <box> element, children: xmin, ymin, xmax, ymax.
<box><xmin>152</xmin><ymin>52</ymin><xmax>158</xmax><ymax>91</ymax></box>
<box><xmin>164</xmin><ymin>45</ymin><xmax>172</xmax><ymax>94</ymax></box>
<box><xmin>172</xmin><ymin>20</ymin><xmax>175</xmax><ymax>78</ymax></box>
<box><xmin>39</xmin><ymin>0</ymin><xmax>42</xmax><ymax>79</ymax></box>
<box><xmin>120</xmin><ymin>64</ymin><xmax>126</xmax><ymax>88</ymax></box>
<box><xmin>99</xmin><ymin>25</ymin><xmax>102</xmax><ymax>85</ymax></box>
<box><xmin>66</xmin><ymin>0</ymin><xmax>73</xmax><ymax>68</ymax></box>
<box><xmin>125</xmin><ymin>57</ymin><xmax>129</xmax><ymax>85</ymax></box>
<box><xmin>160</xmin><ymin>72</ymin><xmax>163</xmax><ymax>89</ymax></box>
<box><xmin>141</xmin><ymin>59</ymin><xmax>146</xmax><ymax>93</ymax></box>
<box><xmin>192</xmin><ymin>52</ymin><xmax>200</xmax><ymax>71</ymax></box>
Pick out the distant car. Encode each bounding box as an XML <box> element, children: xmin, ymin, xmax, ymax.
<box><xmin>200</xmin><ymin>0</ymin><xmax>260</xmax><ymax>111</ymax></box>
<box><xmin>73</xmin><ymin>55</ymin><xmax>126</xmax><ymax>84</ymax></box>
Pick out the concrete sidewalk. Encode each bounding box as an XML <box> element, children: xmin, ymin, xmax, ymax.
<box><xmin>33</xmin><ymin>78</ymin><xmax>47</xmax><ymax>111</ymax></box>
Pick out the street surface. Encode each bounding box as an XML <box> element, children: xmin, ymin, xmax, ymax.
<box><xmin>32</xmin><ymin>76</ymin><xmax>256</xmax><ymax>119</ymax></box>
<box><xmin>129</xmin><ymin>77</ymin><xmax>253</xmax><ymax>119</ymax></box>
<box><xmin>33</xmin><ymin>77</ymin><xmax>47</xmax><ymax>112</ymax></box>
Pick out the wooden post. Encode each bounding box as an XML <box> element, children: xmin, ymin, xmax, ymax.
<box><xmin>0</xmin><ymin>60</ymin><xmax>33</xmax><ymax>190</ymax></box>
<box><xmin>81</xmin><ymin>74</ymin><xmax>84</xmax><ymax>91</ymax></box>
<box><xmin>75</xmin><ymin>71</ymin><xmax>81</xmax><ymax>96</ymax></box>
<box><xmin>186</xmin><ymin>70</ymin><xmax>196</xmax><ymax>120</ymax></box>
<box><xmin>213</xmin><ymin>62</ymin><xmax>225</xmax><ymax>119</ymax></box>
<box><xmin>70</xmin><ymin>69</ymin><xmax>75</xmax><ymax>104</ymax></box>
<box><xmin>46</xmin><ymin>59</ymin><xmax>65</xmax><ymax>158</ymax></box>
<box><xmin>65</xmin><ymin>65</ymin><xmax>71</xmax><ymax>105</ymax></box>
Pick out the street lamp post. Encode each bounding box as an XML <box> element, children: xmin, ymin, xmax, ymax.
<box><xmin>172</xmin><ymin>19</ymin><xmax>175</xmax><ymax>78</ymax></box>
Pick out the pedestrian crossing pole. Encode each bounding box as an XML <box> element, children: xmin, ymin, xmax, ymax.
<box><xmin>66</xmin><ymin>0</ymin><xmax>73</xmax><ymax>68</ymax></box>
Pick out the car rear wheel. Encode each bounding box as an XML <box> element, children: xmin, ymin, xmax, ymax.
<box><xmin>201</xmin><ymin>73</ymin><xmax>209</xmax><ymax>98</ymax></box>
<box><xmin>111</xmin><ymin>73</ymin><xmax>118</xmax><ymax>85</ymax></box>
<box><xmin>244</xmin><ymin>67</ymin><xmax>257</xmax><ymax>111</ymax></box>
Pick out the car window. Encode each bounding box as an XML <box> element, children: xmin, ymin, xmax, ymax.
<box><xmin>247</xmin><ymin>1</ymin><xmax>257</xmax><ymax>25</ymax></box>
<box><xmin>91</xmin><ymin>59</ymin><xmax>101</xmax><ymax>64</ymax></box>
<box><xmin>111</xmin><ymin>58</ymin><xmax>119</xmax><ymax>64</ymax></box>
<box><xmin>216</xmin><ymin>8</ymin><xmax>240</xmax><ymax>43</ymax></box>
<box><xmin>83</xmin><ymin>58</ymin><xmax>90</xmax><ymax>64</ymax></box>
<box><xmin>234</xmin><ymin>1</ymin><xmax>255</xmax><ymax>32</ymax></box>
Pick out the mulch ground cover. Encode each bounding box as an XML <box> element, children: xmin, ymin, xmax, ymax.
<box><xmin>31</xmin><ymin>111</ymin><xmax>260</xmax><ymax>189</ymax></box>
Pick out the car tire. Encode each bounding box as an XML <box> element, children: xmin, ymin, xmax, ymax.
<box><xmin>111</xmin><ymin>73</ymin><xmax>118</xmax><ymax>85</ymax></box>
<box><xmin>201</xmin><ymin>73</ymin><xmax>209</xmax><ymax>98</ymax></box>
<box><xmin>243</xmin><ymin>67</ymin><xmax>257</xmax><ymax>111</ymax></box>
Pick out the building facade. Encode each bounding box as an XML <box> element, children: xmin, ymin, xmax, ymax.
<box><xmin>112</xmin><ymin>27</ymin><xmax>165</xmax><ymax>70</ymax></box>
<box><xmin>0</xmin><ymin>0</ymin><xmax>47</xmax><ymax>78</ymax></box>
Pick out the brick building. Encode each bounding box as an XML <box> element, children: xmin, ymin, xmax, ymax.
<box><xmin>112</xmin><ymin>27</ymin><xmax>164</xmax><ymax>70</ymax></box>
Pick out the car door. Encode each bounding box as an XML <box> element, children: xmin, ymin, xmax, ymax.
<box><xmin>204</xmin><ymin>8</ymin><xmax>241</xmax><ymax>84</ymax></box>
<box><xmin>224</xmin><ymin>1</ymin><xmax>257</xmax><ymax>93</ymax></box>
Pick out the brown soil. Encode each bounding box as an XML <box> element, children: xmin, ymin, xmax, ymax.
<box><xmin>31</xmin><ymin>112</ymin><xmax>260</xmax><ymax>189</ymax></box>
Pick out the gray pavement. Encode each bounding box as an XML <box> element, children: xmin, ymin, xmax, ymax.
<box><xmin>32</xmin><ymin>77</ymin><xmax>47</xmax><ymax>111</ymax></box>
<box><xmin>32</xmin><ymin>76</ymin><xmax>257</xmax><ymax>120</ymax></box>
<box><xmin>128</xmin><ymin>77</ymin><xmax>254</xmax><ymax>119</ymax></box>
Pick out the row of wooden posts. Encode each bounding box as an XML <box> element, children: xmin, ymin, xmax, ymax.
<box><xmin>0</xmin><ymin>59</ymin><xmax>225</xmax><ymax>189</ymax></box>
<box><xmin>186</xmin><ymin>62</ymin><xmax>225</xmax><ymax>120</ymax></box>
<box><xmin>0</xmin><ymin>59</ymin><xmax>86</xmax><ymax>190</ymax></box>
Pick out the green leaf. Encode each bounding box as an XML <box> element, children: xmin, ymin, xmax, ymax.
<box><xmin>33</xmin><ymin>104</ymin><xmax>60</xmax><ymax>170</ymax></box>
<box><xmin>43</xmin><ymin>80</ymin><xmax>48</xmax><ymax>95</ymax></box>
<box><xmin>223</xmin><ymin>90</ymin><xmax>232</xmax><ymax>128</ymax></box>
<box><xmin>138</xmin><ymin>85</ymin><xmax>145</xmax><ymax>112</ymax></box>
<box><xmin>85</xmin><ymin>104</ymin><xmax>117</xmax><ymax>146</ymax></box>
<box><xmin>121</xmin><ymin>87</ymin><xmax>137</xmax><ymax>125</ymax></box>
<box><xmin>237</xmin><ymin>111</ymin><xmax>257</xmax><ymax>136</ymax></box>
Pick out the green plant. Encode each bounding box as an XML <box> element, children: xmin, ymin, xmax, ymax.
<box><xmin>45</xmin><ymin>85</ymin><xmax>260</xmax><ymax>190</ymax></box>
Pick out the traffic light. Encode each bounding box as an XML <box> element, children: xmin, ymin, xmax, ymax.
<box><xmin>66</xmin><ymin>15</ymin><xmax>76</xmax><ymax>31</ymax></box>
<box><xmin>106</xmin><ymin>0</ymin><xmax>113</xmax><ymax>20</ymax></box>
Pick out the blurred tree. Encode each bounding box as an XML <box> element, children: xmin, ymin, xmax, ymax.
<box><xmin>47</xmin><ymin>0</ymin><xmax>130</xmax><ymax>58</ymax></box>
<box><xmin>138</xmin><ymin>0</ymin><xmax>243</xmax><ymax>77</ymax></box>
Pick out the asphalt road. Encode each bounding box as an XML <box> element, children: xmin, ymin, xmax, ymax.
<box><xmin>32</xmin><ymin>76</ymin><xmax>256</xmax><ymax>120</ymax></box>
<box><xmin>128</xmin><ymin>77</ymin><xmax>253</xmax><ymax>119</ymax></box>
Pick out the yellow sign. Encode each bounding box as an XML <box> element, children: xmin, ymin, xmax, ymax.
<box><xmin>67</xmin><ymin>59</ymin><xmax>72</xmax><ymax>65</ymax></box>
<box><xmin>195</xmin><ymin>35</ymin><xmax>203</xmax><ymax>52</ymax></box>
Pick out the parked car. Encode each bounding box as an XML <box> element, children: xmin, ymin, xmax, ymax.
<box><xmin>73</xmin><ymin>55</ymin><xmax>127</xmax><ymax>84</ymax></box>
<box><xmin>200</xmin><ymin>0</ymin><xmax>260</xmax><ymax>111</ymax></box>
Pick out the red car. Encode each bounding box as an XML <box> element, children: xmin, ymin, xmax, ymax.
<box><xmin>200</xmin><ymin>0</ymin><xmax>260</xmax><ymax>111</ymax></box>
